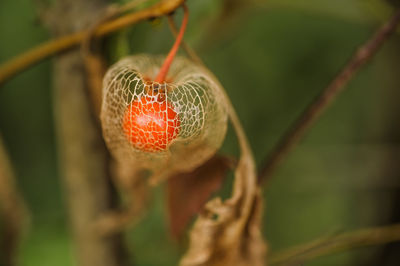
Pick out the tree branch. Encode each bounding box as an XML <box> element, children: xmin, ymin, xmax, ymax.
<box><xmin>0</xmin><ymin>0</ymin><xmax>185</xmax><ymax>86</ymax></box>
<box><xmin>269</xmin><ymin>223</ymin><xmax>400</xmax><ymax>265</ymax></box>
<box><xmin>258</xmin><ymin>8</ymin><xmax>400</xmax><ymax>184</ymax></box>
<box><xmin>49</xmin><ymin>0</ymin><xmax>132</xmax><ymax>265</ymax></box>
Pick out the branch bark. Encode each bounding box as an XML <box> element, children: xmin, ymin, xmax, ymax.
<box><xmin>258</xmin><ymin>8</ymin><xmax>400</xmax><ymax>184</ymax></box>
<box><xmin>0</xmin><ymin>0</ymin><xmax>184</xmax><ymax>86</ymax></box>
<box><xmin>49</xmin><ymin>0</ymin><xmax>129</xmax><ymax>265</ymax></box>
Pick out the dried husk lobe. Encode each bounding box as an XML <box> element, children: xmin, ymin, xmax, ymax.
<box><xmin>101</xmin><ymin>55</ymin><xmax>228</xmax><ymax>179</ymax></box>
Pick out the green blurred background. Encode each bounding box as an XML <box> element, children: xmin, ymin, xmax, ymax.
<box><xmin>1</xmin><ymin>0</ymin><xmax>400</xmax><ymax>265</ymax></box>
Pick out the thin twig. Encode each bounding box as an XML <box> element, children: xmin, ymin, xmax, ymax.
<box><xmin>258</xmin><ymin>8</ymin><xmax>400</xmax><ymax>184</ymax></box>
<box><xmin>166</xmin><ymin>15</ymin><xmax>204</xmax><ymax>66</ymax></box>
<box><xmin>0</xmin><ymin>135</ymin><xmax>29</xmax><ymax>266</ymax></box>
<box><xmin>155</xmin><ymin>4</ymin><xmax>189</xmax><ymax>83</ymax></box>
<box><xmin>0</xmin><ymin>0</ymin><xmax>184</xmax><ymax>85</ymax></box>
<box><xmin>269</xmin><ymin>223</ymin><xmax>400</xmax><ymax>265</ymax></box>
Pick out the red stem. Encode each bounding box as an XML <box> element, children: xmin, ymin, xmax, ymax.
<box><xmin>154</xmin><ymin>4</ymin><xmax>189</xmax><ymax>83</ymax></box>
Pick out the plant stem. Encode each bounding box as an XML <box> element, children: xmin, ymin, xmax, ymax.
<box><xmin>166</xmin><ymin>15</ymin><xmax>204</xmax><ymax>66</ymax></box>
<box><xmin>269</xmin><ymin>223</ymin><xmax>400</xmax><ymax>265</ymax></box>
<box><xmin>258</xmin><ymin>8</ymin><xmax>400</xmax><ymax>184</ymax></box>
<box><xmin>0</xmin><ymin>0</ymin><xmax>185</xmax><ymax>86</ymax></box>
<box><xmin>154</xmin><ymin>4</ymin><xmax>189</xmax><ymax>83</ymax></box>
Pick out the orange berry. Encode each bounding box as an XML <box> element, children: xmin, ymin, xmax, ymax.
<box><xmin>122</xmin><ymin>96</ymin><xmax>180</xmax><ymax>152</ymax></box>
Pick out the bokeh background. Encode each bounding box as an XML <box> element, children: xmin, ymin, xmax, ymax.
<box><xmin>1</xmin><ymin>0</ymin><xmax>400</xmax><ymax>265</ymax></box>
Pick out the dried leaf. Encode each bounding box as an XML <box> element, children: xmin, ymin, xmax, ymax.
<box><xmin>167</xmin><ymin>155</ymin><xmax>235</xmax><ymax>239</ymax></box>
<box><xmin>180</xmin><ymin>69</ymin><xmax>267</xmax><ymax>266</ymax></box>
<box><xmin>0</xmin><ymin>135</ymin><xmax>30</xmax><ymax>266</ymax></box>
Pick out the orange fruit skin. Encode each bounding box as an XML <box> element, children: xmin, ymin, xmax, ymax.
<box><xmin>122</xmin><ymin>96</ymin><xmax>180</xmax><ymax>152</ymax></box>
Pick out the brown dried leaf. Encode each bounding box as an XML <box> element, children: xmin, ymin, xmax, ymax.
<box><xmin>167</xmin><ymin>155</ymin><xmax>235</xmax><ymax>239</ymax></box>
<box><xmin>180</xmin><ymin>69</ymin><xmax>267</xmax><ymax>266</ymax></box>
<box><xmin>0</xmin><ymin>135</ymin><xmax>30</xmax><ymax>266</ymax></box>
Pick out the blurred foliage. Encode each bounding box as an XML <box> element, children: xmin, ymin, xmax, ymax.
<box><xmin>0</xmin><ymin>0</ymin><xmax>400</xmax><ymax>265</ymax></box>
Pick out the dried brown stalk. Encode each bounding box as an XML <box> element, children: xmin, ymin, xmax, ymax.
<box><xmin>0</xmin><ymin>135</ymin><xmax>29</xmax><ymax>266</ymax></box>
<box><xmin>94</xmin><ymin>165</ymin><xmax>148</xmax><ymax>236</ymax></box>
<box><xmin>0</xmin><ymin>0</ymin><xmax>185</xmax><ymax>85</ymax></box>
<box><xmin>163</xmin><ymin>14</ymin><xmax>267</xmax><ymax>265</ymax></box>
<box><xmin>269</xmin><ymin>223</ymin><xmax>400</xmax><ymax>265</ymax></box>
<box><xmin>258</xmin><ymin>8</ymin><xmax>400</xmax><ymax>184</ymax></box>
<box><xmin>181</xmin><ymin>67</ymin><xmax>267</xmax><ymax>265</ymax></box>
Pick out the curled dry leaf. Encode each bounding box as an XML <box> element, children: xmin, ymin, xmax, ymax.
<box><xmin>0</xmin><ymin>135</ymin><xmax>30</xmax><ymax>266</ymax></box>
<box><xmin>180</xmin><ymin>68</ymin><xmax>267</xmax><ymax>266</ymax></box>
<box><xmin>167</xmin><ymin>155</ymin><xmax>235</xmax><ymax>239</ymax></box>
